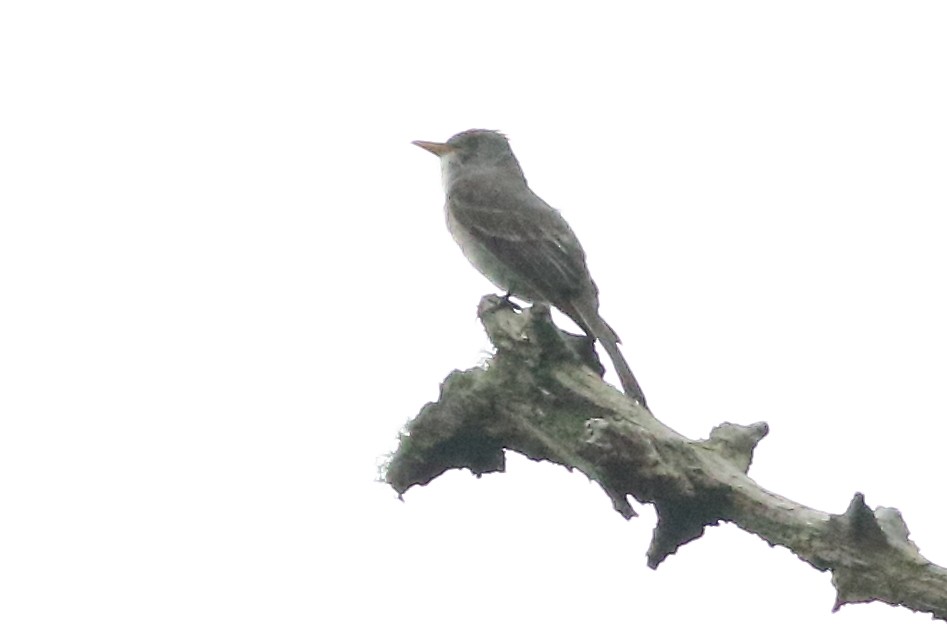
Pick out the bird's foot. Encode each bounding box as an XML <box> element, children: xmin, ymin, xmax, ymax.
<box><xmin>480</xmin><ymin>292</ymin><xmax>523</xmax><ymax>315</ymax></box>
<box><xmin>500</xmin><ymin>291</ymin><xmax>523</xmax><ymax>311</ymax></box>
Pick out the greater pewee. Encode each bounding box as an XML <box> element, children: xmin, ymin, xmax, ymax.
<box><xmin>413</xmin><ymin>129</ymin><xmax>647</xmax><ymax>408</ymax></box>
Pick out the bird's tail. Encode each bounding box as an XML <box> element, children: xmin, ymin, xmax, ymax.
<box><xmin>567</xmin><ymin>302</ymin><xmax>648</xmax><ymax>409</ymax></box>
<box><xmin>598</xmin><ymin>326</ymin><xmax>648</xmax><ymax>409</ymax></box>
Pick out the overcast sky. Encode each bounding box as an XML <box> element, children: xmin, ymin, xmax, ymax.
<box><xmin>2</xmin><ymin>2</ymin><xmax>946</xmax><ymax>629</ymax></box>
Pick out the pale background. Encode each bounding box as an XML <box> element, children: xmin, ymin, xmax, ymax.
<box><xmin>2</xmin><ymin>1</ymin><xmax>946</xmax><ymax>629</ymax></box>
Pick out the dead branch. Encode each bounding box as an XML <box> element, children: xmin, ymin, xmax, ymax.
<box><xmin>384</xmin><ymin>295</ymin><xmax>947</xmax><ymax>622</ymax></box>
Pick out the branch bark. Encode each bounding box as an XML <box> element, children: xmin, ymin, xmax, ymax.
<box><xmin>384</xmin><ymin>295</ymin><xmax>947</xmax><ymax>622</ymax></box>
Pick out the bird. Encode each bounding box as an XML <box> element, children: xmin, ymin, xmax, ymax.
<box><xmin>413</xmin><ymin>129</ymin><xmax>647</xmax><ymax>408</ymax></box>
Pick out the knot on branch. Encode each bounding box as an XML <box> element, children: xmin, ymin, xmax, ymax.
<box><xmin>701</xmin><ymin>422</ymin><xmax>769</xmax><ymax>473</ymax></box>
<box><xmin>838</xmin><ymin>492</ymin><xmax>888</xmax><ymax>548</ymax></box>
<box><xmin>829</xmin><ymin>493</ymin><xmax>930</xmax><ymax>613</ymax></box>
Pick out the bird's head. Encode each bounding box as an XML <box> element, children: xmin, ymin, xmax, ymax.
<box><xmin>413</xmin><ymin>129</ymin><xmax>524</xmax><ymax>187</ymax></box>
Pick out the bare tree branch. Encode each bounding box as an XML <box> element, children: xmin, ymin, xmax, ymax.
<box><xmin>384</xmin><ymin>295</ymin><xmax>947</xmax><ymax>622</ymax></box>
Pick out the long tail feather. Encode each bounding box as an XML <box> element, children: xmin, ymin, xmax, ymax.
<box><xmin>565</xmin><ymin>300</ymin><xmax>648</xmax><ymax>408</ymax></box>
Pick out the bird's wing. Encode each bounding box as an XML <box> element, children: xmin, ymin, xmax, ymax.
<box><xmin>448</xmin><ymin>178</ymin><xmax>592</xmax><ymax>300</ymax></box>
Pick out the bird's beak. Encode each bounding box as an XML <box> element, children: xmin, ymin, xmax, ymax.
<box><xmin>412</xmin><ymin>140</ymin><xmax>454</xmax><ymax>157</ymax></box>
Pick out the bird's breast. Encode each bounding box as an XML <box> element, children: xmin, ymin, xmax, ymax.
<box><xmin>444</xmin><ymin>202</ymin><xmax>535</xmax><ymax>300</ymax></box>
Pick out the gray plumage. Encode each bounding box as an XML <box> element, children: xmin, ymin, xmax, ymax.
<box><xmin>414</xmin><ymin>129</ymin><xmax>647</xmax><ymax>408</ymax></box>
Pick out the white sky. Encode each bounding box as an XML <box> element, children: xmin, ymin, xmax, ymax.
<box><xmin>2</xmin><ymin>1</ymin><xmax>946</xmax><ymax>629</ymax></box>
